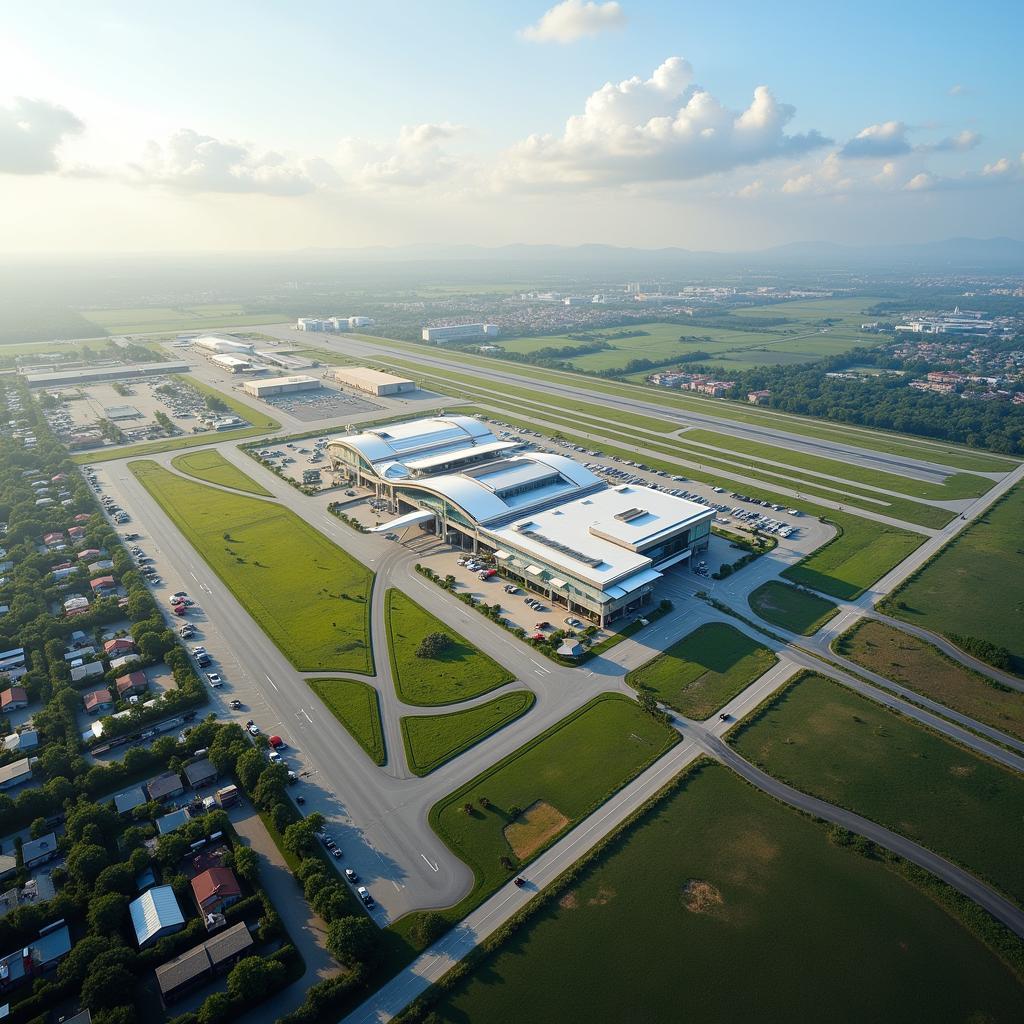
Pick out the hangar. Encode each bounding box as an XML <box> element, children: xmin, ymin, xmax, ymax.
<box><xmin>243</xmin><ymin>375</ymin><xmax>320</xmax><ymax>398</ymax></box>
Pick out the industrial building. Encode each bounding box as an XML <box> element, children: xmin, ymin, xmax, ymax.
<box><xmin>421</xmin><ymin>323</ymin><xmax>499</xmax><ymax>344</ymax></box>
<box><xmin>327</xmin><ymin>415</ymin><xmax>712</xmax><ymax>625</ymax></box>
<box><xmin>193</xmin><ymin>335</ymin><xmax>255</xmax><ymax>355</ymax></box>
<box><xmin>332</xmin><ymin>366</ymin><xmax>415</xmax><ymax>396</ymax></box>
<box><xmin>23</xmin><ymin>362</ymin><xmax>189</xmax><ymax>388</ymax></box>
<box><xmin>296</xmin><ymin>316</ymin><xmax>375</xmax><ymax>332</ymax></box>
<box><xmin>209</xmin><ymin>354</ymin><xmax>251</xmax><ymax>373</ymax></box>
<box><xmin>243</xmin><ymin>375</ymin><xmax>321</xmax><ymax>398</ymax></box>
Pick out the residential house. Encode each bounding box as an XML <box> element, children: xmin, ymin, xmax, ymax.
<box><xmin>0</xmin><ymin>759</ymin><xmax>33</xmax><ymax>791</ymax></box>
<box><xmin>147</xmin><ymin>771</ymin><xmax>185</xmax><ymax>802</ymax></box>
<box><xmin>83</xmin><ymin>689</ymin><xmax>113</xmax><ymax>715</ymax></box>
<box><xmin>41</xmin><ymin>532</ymin><xmax>64</xmax><ymax>548</ymax></box>
<box><xmin>87</xmin><ymin>559</ymin><xmax>115</xmax><ymax>573</ymax></box>
<box><xmin>0</xmin><ymin>687</ymin><xmax>28</xmax><ymax>712</ymax></box>
<box><xmin>156</xmin><ymin>808</ymin><xmax>192</xmax><ymax>835</ymax></box>
<box><xmin>747</xmin><ymin>389</ymin><xmax>772</xmax><ymax>404</ymax></box>
<box><xmin>2</xmin><ymin>729</ymin><xmax>39</xmax><ymax>754</ymax></box>
<box><xmin>104</xmin><ymin>637</ymin><xmax>137</xmax><ymax>658</ymax></box>
<box><xmin>190</xmin><ymin>867</ymin><xmax>241</xmax><ymax>915</ymax></box>
<box><xmin>129</xmin><ymin>886</ymin><xmax>185</xmax><ymax>948</ymax></box>
<box><xmin>154</xmin><ymin>922</ymin><xmax>253</xmax><ymax>1005</ymax></box>
<box><xmin>63</xmin><ymin>595</ymin><xmax>90</xmax><ymax>617</ymax></box>
<box><xmin>21</xmin><ymin>833</ymin><xmax>58</xmax><ymax>869</ymax></box>
<box><xmin>67</xmin><ymin>526</ymin><xmax>86</xmax><ymax>541</ymax></box>
<box><xmin>115</xmin><ymin>671</ymin><xmax>147</xmax><ymax>699</ymax></box>
<box><xmin>70</xmin><ymin>661</ymin><xmax>104</xmax><ymax>684</ymax></box>
<box><xmin>108</xmin><ymin>655</ymin><xmax>140</xmax><ymax>672</ymax></box>
<box><xmin>183</xmin><ymin>758</ymin><xmax>217</xmax><ymax>790</ymax></box>
<box><xmin>113</xmin><ymin>785</ymin><xmax>148</xmax><ymax>815</ymax></box>
<box><xmin>0</xmin><ymin>922</ymin><xmax>72</xmax><ymax>992</ymax></box>
<box><xmin>77</xmin><ymin>549</ymin><xmax>102</xmax><ymax>561</ymax></box>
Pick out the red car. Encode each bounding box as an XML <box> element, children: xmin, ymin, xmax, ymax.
<box><xmin>172</xmin><ymin>604</ymin><xmax>188</xmax><ymax>616</ymax></box>
<box><xmin>478</xmin><ymin>568</ymin><xmax>497</xmax><ymax>578</ymax></box>
<box><xmin>269</xmin><ymin>735</ymin><xmax>285</xmax><ymax>749</ymax></box>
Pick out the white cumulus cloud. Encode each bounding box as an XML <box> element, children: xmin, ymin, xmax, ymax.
<box><xmin>333</xmin><ymin>122</ymin><xmax>467</xmax><ymax>189</ymax></box>
<box><xmin>0</xmin><ymin>97</ymin><xmax>83</xmax><ymax>174</ymax></box>
<box><xmin>497</xmin><ymin>57</ymin><xmax>829</xmax><ymax>188</ymax></box>
<box><xmin>521</xmin><ymin>0</ymin><xmax>626</xmax><ymax>43</ymax></box>
<box><xmin>840</xmin><ymin>121</ymin><xmax>911</xmax><ymax>158</ymax></box>
<box><xmin>132</xmin><ymin>129</ymin><xmax>315</xmax><ymax>195</ymax></box>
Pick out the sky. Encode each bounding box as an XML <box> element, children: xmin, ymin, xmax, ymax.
<box><xmin>1</xmin><ymin>0</ymin><xmax>1022</xmax><ymax>253</ymax></box>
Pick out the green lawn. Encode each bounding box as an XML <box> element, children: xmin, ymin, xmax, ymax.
<box><xmin>884</xmin><ymin>485</ymin><xmax>1024</xmax><ymax>675</ymax></box>
<box><xmin>412</xmin><ymin>694</ymin><xmax>678</xmax><ymax>931</ymax></box>
<box><xmin>171</xmin><ymin>449</ymin><xmax>272</xmax><ymax>496</ymax></box>
<box><xmin>625</xmin><ymin>622</ymin><xmax>778</xmax><ymax>719</ymax></box>
<box><xmin>748</xmin><ymin>580</ymin><xmax>839</xmax><ymax>635</ymax></box>
<box><xmin>401</xmin><ymin>692</ymin><xmax>535</xmax><ymax>776</ymax></box>
<box><xmin>130</xmin><ymin>461</ymin><xmax>374</xmax><ymax>673</ymax></box>
<box><xmin>76</xmin><ymin>304</ymin><xmax>283</xmax><ymax>335</ymax></box>
<box><xmin>385</xmin><ymin>589</ymin><xmax>514</xmax><ymax>706</ymax></box>
<box><xmin>429</xmin><ymin>763</ymin><xmax>1024</xmax><ymax>1024</ymax></box>
<box><xmin>783</xmin><ymin>516</ymin><xmax>924</xmax><ymax>600</ymax></box>
<box><xmin>307</xmin><ymin>678</ymin><xmax>386</xmax><ymax>765</ymax></box>
<box><xmin>731</xmin><ymin>673</ymin><xmax>1024</xmax><ymax>905</ymax></box>
<box><xmin>837</xmin><ymin>619</ymin><xmax>1024</xmax><ymax>743</ymax></box>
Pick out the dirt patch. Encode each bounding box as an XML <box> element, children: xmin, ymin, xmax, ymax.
<box><xmin>682</xmin><ymin>879</ymin><xmax>723</xmax><ymax>914</ymax></box>
<box><xmin>558</xmin><ymin>891</ymin><xmax>579</xmax><ymax>911</ymax></box>
<box><xmin>949</xmin><ymin>764</ymin><xmax>975</xmax><ymax>778</ymax></box>
<box><xmin>742</xmin><ymin>831</ymin><xmax>781</xmax><ymax>863</ymax></box>
<box><xmin>587</xmin><ymin>885</ymin><xmax>616</xmax><ymax>906</ymax></box>
<box><xmin>504</xmin><ymin>800</ymin><xmax>570</xmax><ymax>859</ymax></box>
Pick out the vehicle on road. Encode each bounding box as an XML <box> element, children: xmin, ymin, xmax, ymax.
<box><xmin>247</xmin><ymin>723</ymin><xmax>259</xmax><ymax>735</ymax></box>
<box><xmin>719</xmin><ymin>713</ymin><xmax>730</xmax><ymax>721</ymax></box>
<box><xmin>344</xmin><ymin>868</ymin><xmax>359</xmax><ymax>883</ymax></box>
<box><xmin>534</xmin><ymin>621</ymin><xmax>550</xmax><ymax>630</ymax></box>
<box><xmin>356</xmin><ymin>886</ymin><xmax>374</xmax><ymax>907</ymax></box>
<box><xmin>331</xmin><ymin>846</ymin><xmax>342</xmax><ymax>858</ymax></box>
<box><xmin>229</xmin><ymin>699</ymin><xmax>242</xmax><ymax>709</ymax></box>
<box><xmin>206</xmin><ymin>672</ymin><xmax>222</xmax><ymax>687</ymax></box>
<box><xmin>514</xmin><ymin>877</ymin><xmax>526</xmax><ymax>888</ymax></box>
<box><xmin>268</xmin><ymin>735</ymin><xmax>284</xmax><ymax>748</ymax></box>
<box><xmin>268</xmin><ymin>750</ymin><xmax>282</xmax><ymax>763</ymax></box>
<box><xmin>295</xmin><ymin>795</ymin><xmax>305</xmax><ymax>805</ymax></box>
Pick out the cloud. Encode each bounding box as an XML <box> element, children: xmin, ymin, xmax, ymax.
<box><xmin>948</xmin><ymin>83</ymin><xmax>968</xmax><ymax>96</ymax></box>
<box><xmin>0</xmin><ymin>97</ymin><xmax>83</xmax><ymax>174</ymax></box>
<box><xmin>334</xmin><ymin>121</ymin><xmax>467</xmax><ymax>189</ymax></box>
<box><xmin>521</xmin><ymin>0</ymin><xmax>626</xmax><ymax>43</ymax></box>
<box><xmin>904</xmin><ymin>172</ymin><xmax>936</xmax><ymax>191</ymax></box>
<box><xmin>498</xmin><ymin>57</ymin><xmax>830</xmax><ymax>189</ymax></box>
<box><xmin>928</xmin><ymin>129</ymin><xmax>981</xmax><ymax>152</ymax></box>
<box><xmin>840</xmin><ymin>121</ymin><xmax>911</xmax><ymax>158</ymax></box>
<box><xmin>131</xmin><ymin>129</ymin><xmax>315</xmax><ymax>195</ymax></box>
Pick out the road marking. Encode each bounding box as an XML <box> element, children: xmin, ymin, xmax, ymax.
<box><xmin>189</xmin><ymin>571</ymin><xmax>198</xmax><ymax>582</ymax></box>
<box><xmin>420</xmin><ymin>854</ymin><xmax>439</xmax><ymax>872</ymax></box>
<box><xmin>266</xmin><ymin>674</ymin><xmax>279</xmax><ymax>692</ymax></box>
<box><xmin>299</xmin><ymin>708</ymin><xmax>313</xmax><ymax>724</ymax></box>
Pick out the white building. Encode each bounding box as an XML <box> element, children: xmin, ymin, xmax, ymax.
<box><xmin>331</xmin><ymin>367</ymin><xmax>415</xmax><ymax>396</ymax></box>
<box><xmin>895</xmin><ymin>307</ymin><xmax>994</xmax><ymax>335</ymax></box>
<box><xmin>327</xmin><ymin>415</ymin><xmax>712</xmax><ymax>625</ymax></box>
<box><xmin>194</xmin><ymin>335</ymin><xmax>255</xmax><ymax>356</ymax></box>
<box><xmin>209</xmin><ymin>354</ymin><xmax>251</xmax><ymax>373</ymax></box>
<box><xmin>243</xmin><ymin>375</ymin><xmax>320</xmax><ymax>398</ymax></box>
<box><xmin>297</xmin><ymin>316</ymin><xmax>375</xmax><ymax>332</ymax></box>
<box><xmin>421</xmin><ymin>323</ymin><xmax>499</xmax><ymax>344</ymax></box>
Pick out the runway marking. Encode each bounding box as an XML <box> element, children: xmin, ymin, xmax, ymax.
<box><xmin>420</xmin><ymin>854</ymin><xmax>439</xmax><ymax>872</ymax></box>
<box><xmin>266</xmin><ymin>674</ymin><xmax>279</xmax><ymax>692</ymax></box>
<box><xmin>189</xmin><ymin>571</ymin><xmax>198</xmax><ymax>582</ymax></box>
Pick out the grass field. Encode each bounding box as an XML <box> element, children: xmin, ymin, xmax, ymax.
<box><xmin>783</xmin><ymin>516</ymin><xmax>923</xmax><ymax>600</ymax></box>
<box><xmin>884</xmin><ymin>485</ymin><xmax>1024</xmax><ymax>674</ymax></box>
<box><xmin>837</xmin><ymin>620</ymin><xmax>1024</xmax><ymax>742</ymax></box>
<box><xmin>401</xmin><ymin>692</ymin><xmax>535</xmax><ymax>776</ymax></box>
<box><xmin>130</xmin><ymin>461</ymin><xmax>374</xmax><ymax>673</ymax></box>
<box><xmin>76</xmin><ymin>304</ymin><xmax>282</xmax><ymax>335</ymax></box>
<box><xmin>429</xmin><ymin>763</ymin><xmax>1024</xmax><ymax>1024</ymax></box>
<box><xmin>731</xmin><ymin>673</ymin><xmax>1024</xmax><ymax>905</ymax></box>
<box><xmin>307</xmin><ymin>678</ymin><xmax>386</xmax><ymax>765</ymax></box>
<box><xmin>415</xmin><ymin>694</ymin><xmax>678</xmax><ymax>929</ymax></box>
<box><xmin>170</xmin><ymin>449</ymin><xmax>272</xmax><ymax>495</ymax></box>
<box><xmin>625</xmin><ymin>622</ymin><xmax>777</xmax><ymax>719</ymax></box>
<box><xmin>385</xmin><ymin>589</ymin><xmax>514</xmax><ymax>706</ymax></box>
<box><xmin>748</xmin><ymin>580</ymin><xmax>839</xmax><ymax>635</ymax></box>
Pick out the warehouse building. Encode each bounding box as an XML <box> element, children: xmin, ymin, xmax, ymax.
<box><xmin>23</xmin><ymin>363</ymin><xmax>189</xmax><ymax>388</ymax></box>
<box><xmin>209</xmin><ymin>354</ymin><xmax>251</xmax><ymax>373</ymax></box>
<box><xmin>193</xmin><ymin>335</ymin><xmax>255</xmax><ymax>356</ymax></box>
<box><xmin>243</xmin><ymin>375</ymin><xmax>320</xmax><ymax>398</ymax></box>
<box><xmin>421</xmin><ymin>323</ymin><xmax>499</xmax><ymax>344</ymax></box>
<box><xmin>332</xmin><ymin>367</ymin><xmax>415</xmax><ymax>396</ymax></box>
<box><xmin>327</xmin><ymin>415</ymin><xmax>712</xmax><ymax>625</ymax></box>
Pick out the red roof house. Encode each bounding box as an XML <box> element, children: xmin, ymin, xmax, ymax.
<box><xmin>191</xmin><ymin>868</ymin><xmax>242</xmax><ymax>914</ymax></box>
<box><xmin>115</xmin><ymin>671</ymin><xmax>147</xmax><ymax>697</ymax></box>
<box><xmin>90</xmin><ymin>576</ymin><xmax>116</xmax><ymax>593</ymax></box>
<box><xmin>83</xmin><ymin>689</ymin><xmax>113</xmax><ymax>715</ymax></box>
<box><xmin>0</xmin><ymin>687</ymin><xmax>28</xmax><ymax>711</ymax></box>
<box><xmin>104</xmin><ymin>637</ymin><xmax>137</xmax><ymax>656</ymax></box>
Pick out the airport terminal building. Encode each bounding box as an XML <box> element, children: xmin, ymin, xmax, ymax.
<box><xmin>327</xmin><ymin>416</ymin><xmax>713</xmax><ymax>625</ymax></box>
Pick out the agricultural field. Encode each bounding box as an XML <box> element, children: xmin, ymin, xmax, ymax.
<box><xmin>625</xmin><ymin>622</ymin><xmax>777</xmax><ymax>719</ymax></box>
<box><xmin>837</xmin><ymin>619</ymin><xmax>1024</xmax><ymax>742</ymax></box>
<box><xmin>418</xmin><ymin>694</ymin><xmax>678</xmax><ymax>928</ymax></box>
<box><xmin>307</xmin><ymin>678</ymin><xmax>386</xmax><ymax>765</ymax></box>
<box><xmin>75</xmin><ymin>303</ymin><xmax>282</xmax><ymax>335</ymax></box>
<box><xmin>130</xmin><ymin>461</ymin><xmax>374</xmax><ymax>673</ymax></box>
<box><xmin>748</xmin><ymin>580</ymin><xmax>838</xmax><ymax>635</ymax></box>
<box><xmin>883</xmin><ymin>485</ymin><xmax>1024</xmax><ymax>674</ymax></box>
<box><xmin>427</xmin><ymin>764</ymin><xmax>1024</xmax><ymax>1024</ymax></box>
<box><xmin>385</xmin><ymin>589</ymin><xmax>515</xmax><ymax>706</ymax></box>
<box><xmin>731</xmin><ymin>673</ymin><xmax>1024</xmax><ymax>905</ymax></box>
<box><xmin>170</xmin><ymin>449</ymin><xmax>272</xmax><ymax>495</ymax></box>
<box><xmin>401</xmin><ymin>692</ymin><xmax>535</xmax><ymax>776</ymax></box>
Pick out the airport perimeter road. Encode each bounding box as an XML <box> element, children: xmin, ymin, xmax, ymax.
<box><xmin>258</xmin><ymin>325</ymin><xmax>1012</xmax><ymax>484</ymax></box>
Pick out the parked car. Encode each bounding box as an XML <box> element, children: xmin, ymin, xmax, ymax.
<box><xmin>564</xmin><ymin>617</ymin><xmax>583</xmax><ymax>629</ymax></box>
<box><xmin>269</xmin><ymin>735</ymin><xmax>284</xmax><ymax>748</ymax></box>
<box><xmin>247</xmin><ymin>723</ymin><xmax>260</xmax><ymax>736</ymax></box>
<box><xmin>206</xmin><ymin>672</ymin><xmax>222</xmax><ymax>687</ymax></box>
<box><xmin>344</xmin><ymin>868</ymin><xmax>359</xmax><ymax>883</ymax></box>
<box><xmin>229</xmin><ymin>699</ymin><xmax>243</xmax><ymax>709</ymax></box>
<box><xmin>356</xmin><ymin>886</ymin><xmax>374</xmax><ymax>907</ymax></box>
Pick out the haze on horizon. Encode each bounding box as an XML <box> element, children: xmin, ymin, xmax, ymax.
<box><xmin>1</xmin><ymin>0</ymin><xmax>1021</xmax><ymax>255</ymax></box>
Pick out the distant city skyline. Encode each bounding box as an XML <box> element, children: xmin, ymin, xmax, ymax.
<box><xmin>1</xmin><ymin>0</ymin><xmax>1021</xmax><ymax>253</ymax></box>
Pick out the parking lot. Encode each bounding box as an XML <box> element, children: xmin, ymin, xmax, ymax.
<box><xmin>250</xmin><ymin>435</ymin><xmax>341</xmax><ymax>488</ymax></box>
<box><xmin>252</xmin><ymin>381</ymin><xmax>381</xmax><ymax>422</ymax></box>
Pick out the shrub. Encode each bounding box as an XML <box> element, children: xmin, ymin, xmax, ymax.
<box><xmin>415</xmin><ymin>632</ymin><xmax>452</xmax><ymax>659</ymax></box>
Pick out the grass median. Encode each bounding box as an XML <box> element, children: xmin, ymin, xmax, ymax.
<box><xmin>385</xmin><ymin>588</ymin><xmax>514</xmax><ymax>706</ymax></box>
<box><xmin>427</xmin><ymin>762</ymin><xmax>1024</xmax><ymax>1024</ymax></box>
<box><xmin>730</xmin><ymin>672</ymin><xmax>1024</xmax><ymax>906</ymax></box>
<box><xmin>307</xmin><ymin>678</ymin><xmax>385</xmax><ymax>765</ymax></box>
<box><xmin>401</xmin><ymin>692</ymin><xmax>535</xmax><ymax>776</ymax></box>
<box><xmin>130</xmin><ymin>460</ymin><xmax>374</xmax><ymax>673</ymax></box>
<box><xmin>171</xmin><ymin>448</ymin><xmax>272</xmax><ymax>496</ymax></box>
<box><xmin>625</xmin><ymin>621</ymin><xmax>778</xmax><ymax>719</ymax></box>
<box><xmin>748</xmin><ymin>579</ymin><xmax>839</xmax><ymax>635</ymax></box>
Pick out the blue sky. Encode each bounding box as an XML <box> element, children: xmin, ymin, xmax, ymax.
<box><xmin>1</xmin><ymin>0</ymin><xmax>1021</xmax><ymax>252</ymax></box>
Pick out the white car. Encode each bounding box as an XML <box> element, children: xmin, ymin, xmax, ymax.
<box><xmin>248</xmin><ymin>724</ymin><xmax>260</xmax><ymax>736</ymax></box>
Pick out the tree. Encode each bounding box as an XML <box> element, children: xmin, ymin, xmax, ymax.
<box><xmin>283</xmin><ymin>815</ymin><xmax>322</xmax><ymax>859</ymax></box>
<box><xmin>94</xmin><ymin>862</ymin><xmax>134</xmax><ymax>896</ymax></box>
<box><xmin>58</xmin><ymin>934</ymin><xmax>111</xmax><ymax>984</ymax></box>
<box><xmin>226</xmin><ymin>955</ymin><xmax>286</xmax><ymax>1002</ymax></box>
<box><xmin>325</xmin><ymin>916</ymin><xmax>378</xmax><ymax>966</ymax></box>
<box><xmin>88</xmin><ymin>892</ymin><xmax>128</xmax><ymax>935</ymax></box>
<box><xmin>235</xmin><ymin>747</ymin><xmax>264</xmax><ymax>792</ymax></box>
<box><xmin>81</xmin><ymin>950</ymin><xmax>137</xmax><ymax>1011</ymax></box>
<box><xmin>311</xmin><ymin>884</ymin><xmax>349</xmax><ymax>922</ymax></box>
<box><xmin>156</xmin><ymin>832</ymin><xmax>190</xmax><ymax>871</ymax></box>
<box><xmin>197</xmin><ymin>991</ymin><xmax>233</xmax><ymax>1024</ymax></box>
<box><xmin>233</xmin><ymin>844</ymin><xmax>259</xmax><ymax>883</ymax></box>
<box><xmin>252</xmin><ymin>763</ymin><xmax>289</xmax><ymax>810</ymax></box>
<box><xmin>29</xmin><ymin>816</ymin><xmax>48</xmax><ymax>839</ymax></box>
<box><xmin>92</xmin><ymin>1006</ymin><xmax>138</xmax><ymax>1024</ymax></box>
<box><xmin>410</xmin><ymin>911</ymin><xmax>448</xmax><ymax>948</ymax></box>
<box><xmin>270</xmin><ymin>802</ymin><xmax>292</xmax><ymax>834</ymax></box>
<box><xmin>415</xmin><ymin>632</ymin><xmax>452</xmax><ymax>659</ymax></box>
<box><xmin>67</xmin><ymin>842</ymin><xmax>109</xmax><ymax>886</ymax></box>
